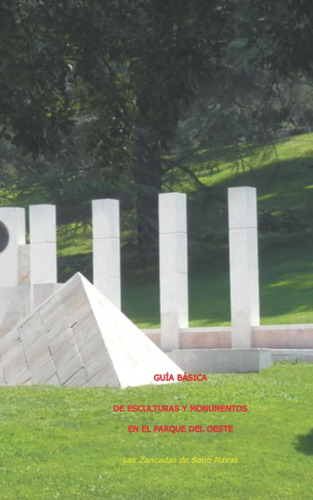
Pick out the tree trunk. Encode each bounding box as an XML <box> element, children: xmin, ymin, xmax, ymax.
<box><xmin>133</xmin><ymin>132</ymin><xmax>162</xmax><ymax>253</ymax></box>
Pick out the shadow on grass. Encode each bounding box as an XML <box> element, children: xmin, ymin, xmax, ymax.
<box><xmin>295</xmin><ymin>428</ymin><xmax>313</xmax><ymax>455</ymax></box>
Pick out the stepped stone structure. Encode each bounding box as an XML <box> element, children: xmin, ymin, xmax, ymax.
<box><xmin>0</xmin><ymin>273</ymin><xmax>183</xmax><ymax>388</ymax></box>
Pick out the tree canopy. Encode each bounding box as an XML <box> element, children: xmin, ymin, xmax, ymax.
<box><xmin>1</xmin><ymin>0</ymin><xmax>313</xmax><ymax>247</ymax></box>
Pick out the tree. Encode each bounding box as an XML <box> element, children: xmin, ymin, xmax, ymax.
<box><xmin>250</xmin><ymin>0</ymin><xmax>313</xmax><ymax>74</ymax></box>
<box><xmin>1</xmin><ymin>0</ymin><xmax>237</xmax><ymax>248</ymax></box>
<box><xmin>2</xmin><ymin>0</ymin><xmax>313</xmax><ymax>253</ymax></box>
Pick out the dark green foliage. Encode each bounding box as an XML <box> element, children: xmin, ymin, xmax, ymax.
<box><xmin>252</xmin><ymin>0</ymin><xmax>313</xmax><ymax>73</ymax></box>
<box><xmin>2</xmin><ymin>1</ymin><xmax>313</xmax><ymax>252</ymax></box>
<box><xmin>258</xmin><ymin>209</ymin><xmax>308</xmax><ymax>234</ymax></box>
<box><xmin>0</xmin><ymin>1</ymin><xmax>236</xmax><ymax>249</ymax></box>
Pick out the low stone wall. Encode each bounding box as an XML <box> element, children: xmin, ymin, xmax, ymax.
<box><xmin>271</xmin><ymin>349</ymin><xmax>313</xmax><ymax>363</ymax></box>
<box><xmin>252</xmin><ymin>325</ymin><xmax>313</xmax><ymax>348</ymax></box>
<box><xmin>143</xmin><ymin>324</ymin><xmax>313</xmax><ymax>350</ymax></box>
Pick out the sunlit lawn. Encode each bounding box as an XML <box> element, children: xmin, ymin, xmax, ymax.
<box><xmin>0</xmin><ymin>364</ymin><xmax>312</xmax><ymax>499</ymax></box>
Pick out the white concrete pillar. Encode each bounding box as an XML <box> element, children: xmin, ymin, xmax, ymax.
<box><xmin>0</xmin><ymin>207</ymin><xmax>26</xmax><ymax>287</ymax></box>
<box><xmin>228</xmin><ymin>187</ymin><xmax>260</xmax><ymax>347</ymax></box>
<box><xmin>159</xmin><ymin>193</ymin><xmax>188</xmax><ymax>351</ymax></box>
<box><xmin>92</xmin><ymin>199</ymin><xmax>121</xmax><ymax>309</ymax></box>
<box><xmin>29</xmin><ymin>204</ymin><xmax>57</xmax><ymax>309</ymax></box>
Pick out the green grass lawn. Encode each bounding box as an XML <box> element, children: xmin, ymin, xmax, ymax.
<box><xmin>122</xmin><ymin>236</ymin><xmax>313</xmax><ymax>328</ymax></box>
<box><xmin>0</xmin><ymin>363</ymin><xmax>312</xmax><ymax>499</ymax></box>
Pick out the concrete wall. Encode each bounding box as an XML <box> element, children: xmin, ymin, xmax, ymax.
<box><xmin>143</xmin><ymin>325</ymin><xmax>313</xmax><ymax>350</ymax></box>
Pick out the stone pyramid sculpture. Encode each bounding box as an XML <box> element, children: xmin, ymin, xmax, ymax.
<box><xmin>0</xmin><ymin>283</ymin><xmax>30</xmax><ymax>339</ymax></box>
<box><xmin>0</xmin><ymin>273</ymin><xmax>183</xmax><ymax>388</ymax></box>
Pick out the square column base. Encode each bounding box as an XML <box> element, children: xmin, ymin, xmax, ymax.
<box><xmin>169</xmin><ymin>348</ymin><xmax>271</xmax><ymax>373</ymax></box>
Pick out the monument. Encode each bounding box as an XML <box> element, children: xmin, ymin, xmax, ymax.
<box><xmin>0</xmin><ymin>273</ymin><xmax>184</xmax><ymax>387</ymax></box>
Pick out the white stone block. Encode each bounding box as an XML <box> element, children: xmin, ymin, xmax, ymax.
<box><xmin>1</xmin><ymin>339</ymin><xmax>31</xmax><ymax>385</ymax></box>
<box><xmin>92</xmin><ymin>199</ymin><xmax>120</xmax><ymax>238</ymax></box>
<box><xmin>92</xmin><ymin>199</ymin><xmax>121</xmax><ymax>309</ymax></box>
<box><xmin>93</xmin><ymin>238</ymin><xmax>120</xmax><ymax>277</ymax></box>
<box><xmin>31</xmin><ymin>283</ymin><xmax>61</xmax><ymax>310</ymax></box>
<box><xmin>159</xmin><ymin>233</ymin><xmax>188</xmax><ymax>274</ymax></box>
<box><xmin>30</xmin><ymin>243</ymin><xmax>57</xmax><ymax>285</ymax></box>
<box><xmin>29</xmin><ymin>205</ymin><xmax>56</xmax><ymax>243</ymax></box>
<box><xmin>64</xmin><ymin>368</ymin><xmax>89</xmax><ymax>387</ymax></box>
<box><xmin>228</xmin><ymin>187</ymin><xmax>260</xmax><ymax>348</ymax></box>
<box><xmin>159</xmin><ymin>193</ymin><xmax>188</xmax><ymax>351</ymax></box>
<box><xmin>0</xmin><ymin>288</ymin><xmax>17</xmax><ymax>328</ymax></box>
<box><xmin>29</xmin><ymin>205</ymin><xmax>57</xmax><ymax>293</ymax></box>
<box><xmin>0</xmin><ymin>284</ymin><xmax>31</xmax><ymax>339</ymax></box>
<box><xmin>19</xmin><ymin>244</ymin><xmax>30</xmax><ymax>283</ymax></box>
<box><xmin>160</xmin><ymin>272</ymin><xmax>188</xmax><ymax>314</ymax></box>
<box><xmin>158</xmin><ymin>193</ymin><xmax>187</xmax><ymax>234</ymax></box>
<box><xmin>228</xmin><ymin>186</ymin><xmax>257</xmax><ymax>229</ymax></box>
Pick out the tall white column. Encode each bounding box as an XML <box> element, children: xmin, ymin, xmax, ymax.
<box><xmin>228</xmin><ymin>187</ymin><xmax>260</xmax><ymax>347</ymax></box>
<box><xmin>92</xmin><ymin>199</ymin><xmax>121</xmax><ymax>309</ymax></box>
<box><xmin>0</xmin><ymin>207</ymin><xmax>26</xmax><ymax>287</ymax></box>
<box><xmin>29</xmin><ymin>204</ymin><xmax>57</xmax><ymax>309</ymax></box>
<box><xmin>159</xmin><ymin>193</ymin><xmax>188</xmax><ymax>351</ymax></box>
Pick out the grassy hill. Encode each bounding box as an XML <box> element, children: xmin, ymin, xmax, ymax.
<box><xmin>122</xmin><ymin>132</ymin><xmax>313</xmax><ymax>327</ymax></box>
